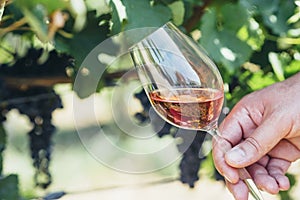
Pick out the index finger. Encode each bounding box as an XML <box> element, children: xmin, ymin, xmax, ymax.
<box><xmin>212</xmin><ymin>135</ymin><xmax>239</xmax><ymax>184</ymax></box>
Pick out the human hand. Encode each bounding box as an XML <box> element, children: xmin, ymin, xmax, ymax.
<box><xmin>212</xmin><ymin>72</ymin><xmax>300</xmax><ymax>200</ymax></box>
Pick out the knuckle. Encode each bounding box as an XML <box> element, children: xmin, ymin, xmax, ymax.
<box><xmin>245</xmin><ymin>136</ymin><xmax>263</xmax><ymax>156</ymax></box>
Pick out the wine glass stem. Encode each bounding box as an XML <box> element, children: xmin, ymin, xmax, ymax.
<box><xmin>208</xmin><ymin>128</ymin><xmax>265</xmax><ymax>200</ymax></box>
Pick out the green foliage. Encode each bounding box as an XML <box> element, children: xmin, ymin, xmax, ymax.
<box><xmin>122</xmin><ymin>0</ymin><xmax>172</xmax><ymax>30</ymax></box>
<box><xmin>241</xmin><ymin>0</ymin><xmax>296</xmax><ymax>36</ymax></box>
<box><xmin>199</xmin><ymin>4</ymin><xmax>252</xmax><ymax>73</ymax></box>
<box><xmin>12</xmin><ymin>0</ymin><xmax>68</xmax><ymax>42</ymax></box>
<box><xmin>21</xmin><ymin>6</ymin><xmax>48</xmax><ymax>42</ymax></box>
<box><xmin>0</xmin><ymin>175</ymin><xmax>20</xmax><ymax>200</ymax></box>
<box><xmin>285</xmin><ymin>60</ymin><xmax>300</xmax><ymax>77</ymax></box>
<box><xmin>56</xmin><ymin>11</ymin><xmax>110</xmax><ymax>67</ymax></box>
<box><xmin>14</xmin><ymin>0</ymin><xmax>68</xmax><ymax>13</ymax></box>
<box><xmin>168</xmin><ymin>1</ymin><xmax>185</xmax><ymax>26</ymax></box>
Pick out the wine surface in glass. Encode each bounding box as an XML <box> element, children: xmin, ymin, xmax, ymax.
<box><xmin>149</xmin><ymin>88</ymin><xmax>224</xmax><ymax>130</ymax></box>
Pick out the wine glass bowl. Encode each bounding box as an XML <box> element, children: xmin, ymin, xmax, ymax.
<box><xmin>130</xmin><ymin>22</ymin><xmax>264</xmax><ymax>200</ymax></box>
<box><xmin>148</xmin><ymin>86</ymin><xmax>224</xmax><ymax>131</ymax></box>
<box><xmin>130</xmin><ymin>22</ymin><xmax>224</xmax><ymax>131</ymax></box>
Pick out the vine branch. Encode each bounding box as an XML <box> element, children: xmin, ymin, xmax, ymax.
<box><xmin>0</xmin><ymin>17</ymin><xmax>27</xmax><ymax>36</ymax></box>
<box><xmin>0</xmin><ymin>76</ymin><xmax>72</xmax><ymax>89</ymax></box>
<box><xmin>183</xmin><ymin>0</ymin><xmax>212</xmax><ymax>32</ymax></box>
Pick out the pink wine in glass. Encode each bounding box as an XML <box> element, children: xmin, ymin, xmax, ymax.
<box><xmin>149</xmin><ymin>88</ymin><xmax>224</xmax><ymax>130</ymax></box>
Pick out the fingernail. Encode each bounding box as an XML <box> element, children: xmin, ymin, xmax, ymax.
<box><xmin>226</xmin><ymin>146</ymin><xmax>246</xmax><ymax>163</ymax></box>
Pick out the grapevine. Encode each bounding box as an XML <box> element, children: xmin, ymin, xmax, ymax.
<box><xmin>0</xmin><ymin>48</ymin><xmax>73</xmax><ymax>188</ymax></box>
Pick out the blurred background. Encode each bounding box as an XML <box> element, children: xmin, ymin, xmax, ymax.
<box><xmin>4</xmin><ymin>84</ymin><xmax>300</xmax><ymax>200</ymax></box>
<box><xmin>1</xmin><ymin>0</ymin><xmax>300</xmax><ymax>199</ymax></box>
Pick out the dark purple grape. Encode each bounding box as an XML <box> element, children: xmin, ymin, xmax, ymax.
<box><xmin>0</xmin><ymin>81</ymin><xmax>62</xmax><ymax>188</ymax></box>
<box><xmin>178</xmin><ymin>131</ymin><xmax>207</xmax><ymax>188</ymax></box>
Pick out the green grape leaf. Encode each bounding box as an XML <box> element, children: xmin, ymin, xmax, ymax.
<box><xmin>21</xmin><ymin>5</ymin><xmax>49</xmax><ymax>42</ymax></box>
<box><xmin>240</xmin><ymin>0</ymin><xmax>295</xmax><ymax>36</ymax></box>
<box><xmin>56</xmin><ymin>12</ymin><xmax>110</xmax><ymax>98</ymax></box>
<box><xmin>56</xmin><ymin>12</ymin><xmax>110</xmax><ymax>67</ymax></box>
<box><xmin>168</xmin><ymin>1</ymin><xmax>185</xmax><ymax>26</ymax></box>
<box><xmin>14</xmin><ymin>0</ymin><xmax>68</xmax><ymax>13</ymax></box>
<box><xmin>0</xmin><ymin>175</ymin><xmax>19</xmax><ymax>200</ymax></box>
<box><xmin>221</xmin><ymin>3</ymin><xmax>249</xmax><ymax>33</ymax></box>
<box><xmin>122</xmin><ymin>0</ymin><xmax>172</xmax><ymax>30</ymax></box>
<box><xmin>200</xmin><ymin>8</ymin><xmax>217</xmax><ymax>36</ymax></box>
<box><xmin>240</xmin><ymin>0</ymin><xmax>279</xmax><ymax>15</ymax></box>
<box><xmin>263</xmin><ymin>0</ymin><xmax>295</xmax><ymax>36</ymax></box>
<box><xmin>199</xmin><ymin>7</ymin><xmax>252</xmax><ymax>73</ymax></box>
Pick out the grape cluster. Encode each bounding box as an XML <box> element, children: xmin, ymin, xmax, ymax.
<box><xmin>23</xmin><ymin>90</ymin><xmax>62</xmax><ymax>189</ymax></box>
<box><xmin>0</xmin><ymin>47</ymin><xmax>74</xmax><ymax>188</ymax></box>
<box><xmin>0</xmin><ymin>81</ymin><xmax>62</xmax><ymax>188</ymax></box>
<box><xmin>134</xmin><ymin>89</ymin><xmax>224</xmax><ymax>187</ymax></box>
<box><xmin>134</xmin><ymin>89</ymin><xmax>175</xmax><ymax>138</ymax></box>
<box><xmin>134</xmin><ymin>90</ymin><xmax>151</xmax><ymax>124</ymax></box>
<box><xmin>177</xmin><ymin>130</ymin><xmax>207</xmax><ymax>188</ymax></box>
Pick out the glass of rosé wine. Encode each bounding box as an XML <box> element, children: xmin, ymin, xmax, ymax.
<box><xmin>130</xmin><ymin>22</ymin><xmax>264</xmax><ymax>200</ymax></box>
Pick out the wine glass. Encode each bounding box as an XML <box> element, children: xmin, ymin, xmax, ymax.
<box><xmin>130</xmin><ymin>22</ymin><xmax>264</xmax><ymax>200</ymax></box>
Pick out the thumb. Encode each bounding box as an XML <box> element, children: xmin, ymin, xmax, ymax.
<box><xmin>224</xmin><ymin>119</ymin><xmax>285</xmax><ymax>168</ymax></box>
